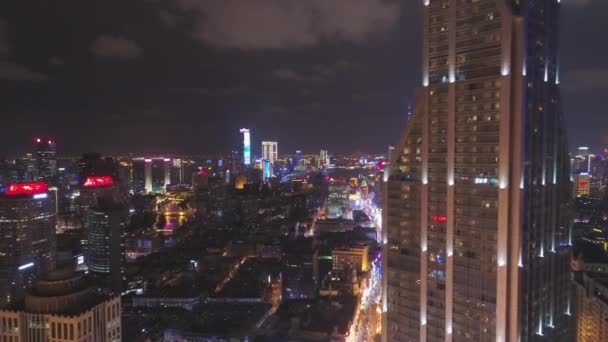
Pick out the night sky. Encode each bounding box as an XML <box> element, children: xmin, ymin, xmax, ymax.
<box><xmin>0</xmin><ymin>0</ymin><xmax>606</xmax><ymax>157</ymax></box>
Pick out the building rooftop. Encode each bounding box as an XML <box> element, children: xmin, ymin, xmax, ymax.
<box><xmin>7</xmin><ymin>268</ymin><xmax>114</xmax><ymax>316</ymax></box>
<box><xmin>166</xmin><ymin>302</ymin><xmax>272</xmax><ymax>337</ymax></box>
<box><xmin>275</xmin><ymin>295</ymin><xmax>358</xmax><ymax>336</ymax></box>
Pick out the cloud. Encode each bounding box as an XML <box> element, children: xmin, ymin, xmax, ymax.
<box><xmin>174</xmin><ymin>0</ymin><xmax>401</xmax><ymax>49</ymax></box>
<box><xmin>158</xmin><ymin>10</ymin><xmax>179</xmax><ymax>27</ymax></box>
<box><xmin>0</xmin><ymin>61</ymin><xmax>47</xmax><ymax>81</ymax></box>
<box><xmin>562</xmin><ymin>68</ymin><xmax>608</xmax><ymax>91</ymax></box>
<box><xmin>90</xmin><ymin>35</ymin><xmax>142</xmax><ymax>59</ymax></box>
<box><xmin>566</xmin><ymin>0</ymin><xmax>591</xmax><ymax>5</ymax></box>
<box><xmin>0</xmin><ymin>20</ymin><xmax>9</xmax><ymax>56</ymax></box>
<box><xmin>272</xmin><ymin>61</ymin><xmax>356</xmax><ymax>82</ymax></box>
<box><xmin>272</xmin><ymin>68</ymin><xmax>323</xmax><ymax>82</ymax></box>
<box><xmin>49</xmin><ymin>56</ymin><xmax>64</xmax><ymax>67</ymax></box>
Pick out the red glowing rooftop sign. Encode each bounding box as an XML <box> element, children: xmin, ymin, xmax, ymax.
<box><xmin>6</xmin><ymin>182</ymin><xmax>49</xmax><ymax>196</ymax></box>
<box><xmin>83</xmin><ymin>176</ymin><xmax>114</xmax><ymax>187</ymax></box>
<box><xmin>432</xmin><ymin>215</ymin><xmax>447</xmax><ymax>223</ymax></box>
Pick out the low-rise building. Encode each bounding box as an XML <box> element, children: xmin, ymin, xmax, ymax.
<box><xmin>332</xmin><ymin>245</ymin><xmax>369</xmax><ymax>272</ymax></box>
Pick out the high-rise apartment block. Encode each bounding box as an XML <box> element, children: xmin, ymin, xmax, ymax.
<box><xmin>385</xmin><ymin>1</ymin><xmax>571</xmax><ymax>341</ymax></box>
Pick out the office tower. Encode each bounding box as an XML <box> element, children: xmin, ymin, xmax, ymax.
<box><xmin>79</xmin><ymin>176</ymin><xmax>124</xmax><ymax>211</ymax></box>
<box><xmin>163</xmin><ymin>158</ymin><xmax>171</xmax><ymax>186</ymax></box>
<box><xmin>34</xmin><ymin>137</ymin><xmax>57</xmax><ymax>181</ymax></box>
<box><xmin>0</xmin><ymin>182</ymin><xmax>56</xmax><ymax>307</ymax></box>
<box><xmin>132</xmin><ymin>157</ymin><xmax>171</xmax><ymax>194</ymax></box>
<box><xmin>319</xmin><ymin>149</ymin><xmax>329</xmax><ymax>169</ymax></box>
<box><xmin>385</xmin><ymin>1</ymin><xmax>571</xmax><ymax>341</ymax></box>
<box><xmin>588</xmin><ymin>155</ymin><xmax>606</xmax><ymax>197</ymax></box>
<box><xmin>327</xmin><ymin>184</ymin><xmax>349</xmax><ymax>219</ymax></box>
<box><xmin>262</xmin><ymin>141</ymin><xmax>278</xmax><ymax>164</ymax></box>
<box><xmin>574</xmin><ymin>173</ymin><xmax>591</xmax><ymax>198</ymax></box>
<box><xmin>192</xmin><ymin>171</ymin><xmax>210</xmax><ymax>216</ymax></box>
<box><xmin>240</xmin><ymin>128</ymin><xmax>251</xmax><ymax>166</ymax></box>
<box><xmin>144</xmin><ymin>158</ymin><xmax>153</xmax><ymax>193</ymax></box>
<box><xmin>577</xmin><ymin>146</ymin><xmax>590</xmax><ymax>158</ymax></box>
<box><xmin>77</xmin><ymin>153</ymin><xmax>116</xmax><ymax>181</ymax></box>
<box><xmin>0</xmin><ymin>268</ymin><xmax>121</xmax><ymax>342</ymax></box>
<box><xmin>387</xmin><ymin>145</ymin><xmax>395</xmax><ymax>164</ymax></box>
<box><xmin>85</xmin><ymin>201</ymin><xmax>125</xmax><ymax>293</ymax></box>
<box><xmin>263</xmin><ymin>160</ymin><xmax>272</xmax><ymax>181</ymax></box>
<box><xmin>573</xmin><ymin>147</ymin><xmax>591</xmax><ymax>174</ymax></box>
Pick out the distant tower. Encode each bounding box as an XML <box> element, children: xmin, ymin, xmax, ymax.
<box><xmin>319</xmin><ymin>150</ymin><xmax>329</xmax><ymax>169</ymax></box>
<box><xmin>240</xmin><ymin>129</ymin><xmax>251</xmax><ymax>166</ymax></box>
<box><xmin>262</xmin><ymin>141</ymin><xmax>278</xmax><ymax>164</ymax></box>
<box><xmin>407</xmin><ymin>103</ymin><xmax>412</xmax><ymax>121</ymax></box>
<box><xmin>163</xmin><ymin>158</ymin><xmax>171</xmax><ymax>187</ymax></box>
<box><xmin>262</xmin><ymin>141</ymin><xmax>278</xmax><ymax>179</ymax></box>
<box><xmin>387</xmin><ymin>145</ymin><xmax>395</xmax><ymax>163</ymax></box>
<box><xmin>34</xmin><ymin>137</ymin><xmax>57</xmax><ymax>181</ymax></box>
<box><xmin>144</xmin><ymin>159</ymin><xmax>152</xmax><ymax>193</ymax></box>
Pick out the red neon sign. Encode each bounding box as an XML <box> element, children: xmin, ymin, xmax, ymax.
<box><xmin>432</xmin><ymin>215</ymin><xmax>447</xmax><ymax>223</ymax></box>
<box><xmin>83</xmin><ymin>176</ymin><xmax>114</xmax><ymax>187</ymax></box>
<box><xmin>6</xmin><ymin>182</ymin><xmax>49</xmax><ymax>195</ymax></box>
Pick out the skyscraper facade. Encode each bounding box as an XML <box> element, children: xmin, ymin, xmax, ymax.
<box><xmin>385</xmin><ymin>1</ymin><xmax>571</xmax><ymax>341</ymax></box>
<box><xmin>34</xmin><ymin>137</ymin><xmax>57</xmax><ymax>181</ymax></box>
<box><xmin>240</xmin><ymin>129</ymin><xmax>251</xmax><ymax>166</ymax></box>
<box><xmin>0</xmin><ymin>182</ymin><xmax>56</xmax><ymax>307</ymax></box>
<box><xmin>85</xmin><ymin>203</ymin><xmax>125</xmax><ymax>293</ymax></box>
<box><xmin>262</xmin><ymin>141</ymin><xmax>278</xmax><ymax>164</ymax></box>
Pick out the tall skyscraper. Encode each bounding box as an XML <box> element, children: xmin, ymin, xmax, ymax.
<box><xmin>0</xmin><ymin>182</ymin><xmax>56</xmax><ymax>307</ymax></box>
<box><xmin>85</xmin><ymin>201</ymin><xmax>125</xmax><ymax>293</ymax></box>
<box><xmin>240</xmin><ymin>128</ymin><xmax>251</xmax><ymax>166</ymax></box>
<box><xmin>319</xmin><ymin>149</ymin><xmax>329</xmax><ymax>169</ymax></box>
<box><xmin>385</xmin><ymin>1</ymin><xmax>571</xmax><ymax>341</ymax></box>
<box><xmin>387</xmin><ymin>145</ymin><xmax>395</xmax><ymax>163</ymax></box>
<box><xmin>132</xmin><ymin>157</ymin><xmax>171</xmax><ymax>194</ymax></box>
<box><xmin>34</xmin><ymin>137</ymin><xmax>57</xmax><ymax>181</ymax></box>
<box><xmin>262</xmin><ymin>141</ymin><xmax>278</xmax><ymax>164</ymax></box>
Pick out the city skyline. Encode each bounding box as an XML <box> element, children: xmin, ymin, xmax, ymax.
<box><xmin>1</xmin><ymin>1</ymin><xmax>608</xmax><ymax>341</ymax></box>
<box><xmin>0</xmin><ymin>1</ymin><xmax>607</xmax><ymax>156</ymax></box>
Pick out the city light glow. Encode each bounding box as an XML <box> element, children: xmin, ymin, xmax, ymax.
<box><xmin>83</xmin><ymin>176</ymin><xmax>114</xmax><ymax>187</ymax></box>
<box><xmin>6</xmin><ymin>182</ymin><xmax>49</xmax><ymax>196</ymax></box>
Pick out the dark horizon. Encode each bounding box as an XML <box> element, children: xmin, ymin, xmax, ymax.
<box><xmin>1</xmin><ymin>1</ymin><xmax>607</xmax><ymax>156</ymax></box>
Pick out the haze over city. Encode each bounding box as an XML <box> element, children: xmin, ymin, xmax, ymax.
<box><xmin>1</xmin><ymin>0</ymin><xmax>607</xmax><ymax>155</ymax></box>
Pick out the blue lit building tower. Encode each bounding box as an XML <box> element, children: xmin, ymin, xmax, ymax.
<box><xmin>240</xmin><ymin>129</ymin><xmax>251</xmax><ymax>167</ymax></box>
<box><xmin>385</xmin><ymin>1</ymin><xmax>571</xmax><ymax>341</ymax></box>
